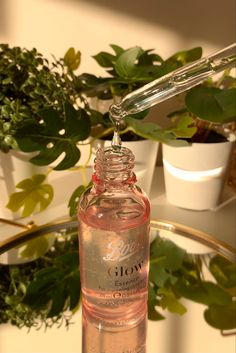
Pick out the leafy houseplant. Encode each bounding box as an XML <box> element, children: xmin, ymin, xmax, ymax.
<box><xmin>0</xmin><ymin>224</ymin><xmax>235</xmax><ymax>332</ymax></box>
<box><xmin>0</xmin><ymin>42</ymin><xmax>235</xmax><ymax>336</ymax></box>
<box><xmin>0</xmin><ymin>43</ymin><xmax>203</xmax><ymax>218</ymax></box>
<box><xmin>1</xmin><ymin>43</ymin><xmax>235</xmax><ymax>216</ymax></box>
<box><xmin>161</xmin><ymin>68</ymin><xmax>236</xmax><ymax>210</ymax></box>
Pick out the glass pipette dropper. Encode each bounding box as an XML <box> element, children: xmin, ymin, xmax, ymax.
<box><xmin>109</xmin><ymin>43</ymin><xmax>236</xmax><ymax>120</ymax></box>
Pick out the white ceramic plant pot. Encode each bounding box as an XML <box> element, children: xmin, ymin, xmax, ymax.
<box><xmin>93</xmin><ymin>139</ymin><xmax>159</xmax><ymax>196</ymax></box>
<box><xmin>0</xmin><ymin>150</ymin><xmax>48</xmax><ymax>219</ymax></box>
<box><xmin>162</xmin><ymin>140</ymin><xmax>235</xmax><ymax>210</ymax></box>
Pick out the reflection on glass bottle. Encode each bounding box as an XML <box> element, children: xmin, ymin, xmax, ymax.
<box><xmin>78</xmin><ymin>146</ymin><xmax>150</xmax><ymax>353</ymax></box>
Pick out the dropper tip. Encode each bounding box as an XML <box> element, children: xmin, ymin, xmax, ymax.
<box><xmin>109</xmin><ymin>103</ymin><xmax>122</xmax><ymax>123</ymax></box>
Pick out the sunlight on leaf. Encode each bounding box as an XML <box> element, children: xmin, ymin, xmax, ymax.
<box><xmin>6</xmin><ymin>174</ymin><xmax>54</xmax><ymax>217</ymax></box>
<box><xmin>19</xmin><ymin>236</ymin><xmax>51</xmax><ymax>259</ymax></box>
<box><xmin>158</xmin><ymin>287</ymin><xmax>187</xmax><ymax>315</ymax></box>
<box><xmin>170</xmin><ymin>114</ymin><xmax>197</xmax><ymax>138</ymax></box>
<box><xmin>115</xmin><ymin>47</ymin><xmax>144</xmax><ymax>78</ymax></box>
<box><xmin>68</xmin><ymin>182</ymin><xmax>92</xmax><ymax>217</ymax></box>
<box><xmin>170</xmin><ymin>47</ymin><xmax>202</xmax><ymax>65</ymax></box>
<box><xmin>64</xmin><ymin>47</ymin><xmax>81</xmax><ymax>71</ymax></box>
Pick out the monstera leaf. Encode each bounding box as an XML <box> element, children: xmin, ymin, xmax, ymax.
<box><xmin>15</xmin><ymin>102</ymin><xmax>91</xmax><ymax>170</ymax></box>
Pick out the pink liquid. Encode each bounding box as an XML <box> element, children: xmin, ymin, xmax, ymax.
<box><xmin>79</xmin><ymin>192</ymin><xmax>150</xmax><ymax>330</ymax></box>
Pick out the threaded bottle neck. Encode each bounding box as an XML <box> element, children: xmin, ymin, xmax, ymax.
<box><xmin>93</xmin><ymin>146</ymin><xmax>136</xmax><ymax>187</ymax></box>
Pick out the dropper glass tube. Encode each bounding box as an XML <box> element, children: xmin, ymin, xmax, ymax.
<box><xmin>109</xmin><ymin>43</ymin><xmax>236</xmax><ymax>119</ymax></box>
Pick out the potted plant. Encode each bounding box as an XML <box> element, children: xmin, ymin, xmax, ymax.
<box><xmin>162</xmin><ymin>69</ymin><xmax>236</xmax><ymax>210</ymax></box>
<box><xmin>0</xmin><ymin>43</ymin><xmax>201</xmax><ymax>219</ymax></box>
<box><xmin>0</xmin><ymin>44</ymin><xmax>84</xmax><ymax>219</ymax></box>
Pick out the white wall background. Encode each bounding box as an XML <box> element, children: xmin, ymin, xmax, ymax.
<box><xmin>0</xmin><ymin>0</ymin><xmax>235</xmax><ymax>74</ymax></box>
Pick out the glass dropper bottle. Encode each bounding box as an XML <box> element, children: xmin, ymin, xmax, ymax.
<box><xmin>109</xmin><ymin>43</ymin><xmax>236</xmax><ymax>119</ymax></box>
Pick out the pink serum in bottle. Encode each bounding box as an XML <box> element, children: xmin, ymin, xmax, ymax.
<box><xmin>78</xmin><ymin>145</ymin><xmax>150</xmax><ymax>353</ymax></box>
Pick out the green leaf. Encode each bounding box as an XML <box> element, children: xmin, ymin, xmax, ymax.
<box><xmin>148</xmin><ymin>283</ymin><xmax>158</xmax><ymax>306</ymax></box>
<box><xmin>16</xmin><ymin>103</ymin><xmax>91</xmax><ymax>170</ymax></box>
<box><xmin>87</xmin><ymin>109</ymin><xmax>104</xmax><ymax>126</ymax></box>
<box><xmin>149</xmin><ymin>238</ymin><xmax>186</xmax><ymax>287</ymax></box>
<box><xmin>64</xmin><ymin>102</ymin><xmax>91</xmax><ymax>141</ymax></box>
<box><xmin>150</xmin><ymin>237</ymin><xmax>186</xmax><ymax>271</ymax></box>
<box><xmin>55</xmin><ymin>252</ymin><xmax>79</xmax><ymax>271</ymax></box>
<box><xmin>47</xmin><ymin>284</ymin><xmax>67</xmax><ymax>318</ymax></box>
<box><xmin>209</xmin><ymin>255</ymin><xmax>236</xmax><ymax>288</ymax></box>
<box><xmin>68</xmin><ymin>183</ymin><xmax>91</xmax><ymax>217</ymax></box>
<box><xmin>128</xmin><ymin>109</ymin><xmax>150</xmax><ymax>120</ymax></box>
<box><xmin>148</xmin><ymin>307</ymin><xmax>165</xmax><ymax>321</ymax></box>
<box><xmin>149</xmin><ymin>262</ymin><xmax>172</xmax><ymax>287</ymax></box>
<box><xmin>115</xmin><ymin>47</ymin><xmax>144</xmax><ymax>78</ymax></box>
<box><xmin>185</xmin><ymin>86</ymin><xmax>236</xmax><ymax>123</ymax></box>
<box><xmin>158</xmin><ymin>287</ymin><xmax>187</xmax><ymax>315</ymax></box>
<box><xmin>171</xmin><ymin>114</ymin><xmax>197</xmax><ymax>138</ymax></box>
<box><xmin>124</xmin><ymin>117</ymin><xmax>176</xmax><ymax>143</ymax></box>
<box><xmin>78</xmin><ymin>74</ymin><xmax>110</xmax><ymax>92</ymax></box>
<box><xmin>138</xmin><ymin>50</ymin><xmax>163</xmax><ymax>65</ymax></box>
<box><xmin>170</xmin><ymin>47</ymin><xmax>202</xmax><ymax>65</ymax></box>
<box><xmin>110</xmin><ymin>44</ymin><xmax>125</xmax><ymax>56</ymax></box>
<box><xmin>215</xmin><ymin>88</ymin><xmax>236</xmax><ymax>120</ymax></box>
<box><xmin>23</xmin><ymin>269</ymin><xmax>64</xmax><ymax>308</ymax></box>
<box><xmin>204</xmin><ymin>302</ymin><xmax>236</xmax><ymax>330</ymax></box>
<box><xmin>6</xmin><ymin>174</ymin><xmax>54</xmax><ymax>217</ymax></box>
<box><xmin>19</xmin><ymin>236</ymin><xmax>50</xmax><ymax>259</ymax></box>
<box><xmin>35</xmin><ymin>267</ymin><xmax>63</xmax><ymax>281</ymax></box>
<box><xmin>68</xmin><ymin>272</ymin><xmax>81</xmax><ymax>310</ymax></box>
<box><xmin>176</xmin><ymin>281</ymin><xmax>232</xmax><ymax>306</ymax></box>
<box><xmin>148</xmin><ymin>283</ymin><xmax>165</xmax><ymax>321</ymax></box>
<box><xmin>23</xmin><ymin>251</ymin><xmax>80</xmax><ymax>317</ymax></box>
<box><xmin>64</xmin><ymin>47</ymin><xmax>81</xmax><ymax>71</ymax></box>
<box><xmin>93</xmin><ymin>51</ymin><xmax>116</xmax><ymax>68</ymax></box>
<box><xmin>150</xmin><ymin>47</ymin><xmax>202</xmax><ymax>79</ymax></box>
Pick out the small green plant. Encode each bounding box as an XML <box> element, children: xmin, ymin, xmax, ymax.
<box><xmin>0</xmin><ymin>44</ymin><xmax>82</xmax><ymax>153</ymax></box>
<box><xmin>1</xmin><ymin>44</ymin><xmax>235</xmax><ymax>218</ymax></box>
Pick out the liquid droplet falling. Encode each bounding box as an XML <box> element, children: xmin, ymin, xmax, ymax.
<box><xmin>109</xmin><ymin>104</ymin><xmax>123</xmax><ymax>150</ymax></box>
<box><xmin>111</xmin><ymin>123</ymin><xmax>122</xmax><ymax>150</ymax></box>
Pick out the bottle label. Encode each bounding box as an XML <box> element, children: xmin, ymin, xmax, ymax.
<box><xmin>80</xmin><ymin>220</ymin><xmax>150</xmax><ymax>293</ymax></box>
<box><xmin>103</xmin><ymin>239</ymin><xmax>139</xmax><ymax>262</ymax></box>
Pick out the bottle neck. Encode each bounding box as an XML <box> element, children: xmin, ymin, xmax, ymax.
<box><xmin>92</xmin><ymin>147</ymin><xmax>136</xmax><ymax>189</ymax></box>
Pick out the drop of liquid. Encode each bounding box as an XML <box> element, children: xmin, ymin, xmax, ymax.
<box><xmin>109</xmin><ymin>104</ymin><xmax>123</xmax><ymax>150</ymax></box>
<box><xmin>111</xmin><ymin>124</ymin><xmax>122</xmax><ymax>150</ymax></box>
